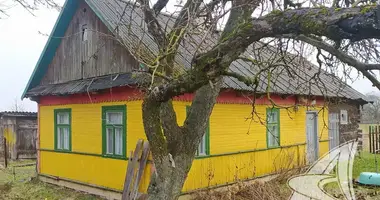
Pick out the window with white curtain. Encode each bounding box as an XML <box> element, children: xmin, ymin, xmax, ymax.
<box><xmin>102</xmin><ymin>105</ymin><xmax>126</xmax><ymax>158</ymax></box>
<box><xmin>196</xmin><ymin>133</ymin><xmax>207</xmax><ymax>156</ymax></box>
<box><xmin>55</xmin><ymin>109</ymin><xmax>71</xmax><ymax>151</ymax></box>
<box><xmin>266</xmin><ymin>108</ymin><xmax>280</xmax><ymax>148</ymax></box>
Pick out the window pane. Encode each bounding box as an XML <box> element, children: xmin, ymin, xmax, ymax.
<box><xmin>106</xmin><ymin>112</ymin><xmax>123</xmax><ymax>125</ymax></box>
<box><xmin>106</xmin><ymin>128</ymin><xmax>114</xmax><ymax>154</ymax></box>
<box><xmin>57</xmin><ymin>112</ymin><xmax>69</xmax><ymax>125</ymax></box>
<box><xmin>267</xmin><ymin>110</ymin><xmax>278</xmax><ymax>123</ymax></box>
<box><xmin>57</xmin><ymin>128</ymin><xmax>62</xmax><ymax>149</ymax></box>
<box><xmin>268</xmin><ymin>125</ymin><xmax>279</xmax><ymax>147</ymax></box>
<box><xmin>198</xmin><ymin>134</ymin><xmax>206</xmax><ymax>155</ymax></box>
<box><xmin>115</xmin><ymin>127</ymin><xmax>123</xmax><ymax>155</ymax></box>
<box><xmin>63</xmin><ymin>128</ymin><xmax>69</xmax><ymax>150</ymax></box>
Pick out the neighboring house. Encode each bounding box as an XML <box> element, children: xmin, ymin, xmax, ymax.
<box><xmin>21</xmin><ymin>0</ymin><xmax>368</xmax><ymax>198</ymax></box>
<box><xmin>0</xmin><ymin>111</ymin><xmax>37</xmax><ymax>160</ymax></box>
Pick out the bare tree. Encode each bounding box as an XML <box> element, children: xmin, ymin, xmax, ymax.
<box><xmin>0</xmin><ymin>0</ymin><xmax>60</xmax><ymax>18</ymax></box>
<box><xmin>10</xmin><ymin>98</ymin><xmax>25</xmax><ymax>112</ymax></box>
<box><xmin>102</xmin><ymin>0</ymin><xmax>380</xmax><ymax>199</ymax></box>
<box><xmin>362</xmin><ymin>93</ymin><xmax>380</xmax><ymax>123</ymax></box>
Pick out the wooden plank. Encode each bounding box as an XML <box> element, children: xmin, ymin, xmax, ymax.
<box><xmin>122</xmin><ymin>139</ymin><xmax>143</xmax><ymax>200</ymax></box>
<box><xmin>375</xmin><ymin>126</ymin><xmax>380</xmax><ymax>153</ymax></box>
<box><xmin>370</xmin><ymin>126</ymin><xmax>373</xmax><ymax>153</ymax></box>
<box><xmin>374</xmin><ymin>126</ymin><xmax>377</xmax><ymax>153</ymax></box>
<box><xmin>3</xmin><ymin>138</ymin><xmax>7</xmax><ymax>168</ymax></box>
<box><xmin>131</xmin><ymin>141</ymin><xmax>150</xmax><ymax>200</ymax></box>
<box><xmin>376</xmin><ymin>127</ymin><xmax>378</xmax><ymax>154</ymax></box>
<box><xmin>122</xmin><ymin>151</ymin><xmax>134</xmax><ymax>200</ymax></box>
<box><xmin>378</xmin><ymin>126</ymin><xmax>380</xmax><ymax>154</ymax></box>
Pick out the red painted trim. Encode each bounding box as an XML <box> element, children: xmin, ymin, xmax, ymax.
<box><xmin>38</xmin><ymin>86</ymin><xmax>325</xmax><ymax>106</ymax></box>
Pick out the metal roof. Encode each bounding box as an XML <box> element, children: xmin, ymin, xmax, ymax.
<box><xmin>23</xmin><ymin>0</ymin><xmax>369</xmax><ymax>103</ymax></box>
<box><xmin>0</xmin><ymin>112</ymin><xmax>37</xmax><ymax>118</ymax></box>
<box><xmin>26</xmin><ymin>73</ymin><xmax>138</xmax><ymax>97</ymax></box>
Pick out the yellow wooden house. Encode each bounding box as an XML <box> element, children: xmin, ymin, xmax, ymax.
<box><xmin>22</xmin><ymin>0</ymin><xmax>368</xmax><ymax>198</ymax></box>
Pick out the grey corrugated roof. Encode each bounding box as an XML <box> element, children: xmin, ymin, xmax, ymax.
<box><xmin>84</xmin><ymin>0</ymin><xmax>368</xmax><ymax>102</ymax></box>
<box><xmin>26</xmin><ymin>73</ymin><xmax>138</xmax><ymax>97</ymax></box>
<box><xmin>0</xmin><ymin>112</ymin><xmax>37</xmax><ymax>118</ymax></box>
<box><xmin>26</xmin><ymin>0</ymin><xmax>368</xmax><ymax>102</ymax></box>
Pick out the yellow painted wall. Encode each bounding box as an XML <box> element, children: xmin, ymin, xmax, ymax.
<box><xmin>38</xmin><ymin>100</ymin><xmax>329</xmax><ymax>192</ymax></box>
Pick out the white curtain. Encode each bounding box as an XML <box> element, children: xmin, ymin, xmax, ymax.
<box><xmin>57</xmin><ymin>127</ymin><xmax>62</xmax><ymax>149</ymax></box>
<box><xmin>106</xmin><ymin>128</ymin><xmax>114</xmax><ymax>154</ymax></box>
<box><xmin>268</xmin><ymin>125</ymin><xmax>279</xmax><ymax>146</ymax></box>
<box><xmin>198</xmin><ymin>134</ymin><xmax>206</xmax><ymax>155</ymax></box>
<box><xmin>107</xmin><ymin>112</ymin><xmax>123</xmax><ymax>125</ymax></box>
<box><xmin>115</xmin><ymin>127</ymin><xmax>123</xmax><ymax>155</ymax></box>
<box><xmin>58</xmin><ymin>113</ymin><xmax>69</xmax><ymax>124</ymax></box>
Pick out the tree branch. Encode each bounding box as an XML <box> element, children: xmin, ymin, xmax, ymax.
<box><xmin>294</xmin><ymin>34</ymin><xmax>380</xmax><ymax>89</ymax></box>
<box><xmin>142</xmin><ymin>98</ymin><xmax>168</xmax><ymax>158</ymax></box>
<box><xmin>136</xmin><ymin>0</ymin><xmax>166</xmax><ymax>47</ymax></box>
<box><xmin>222</xmin><ymin>71</ymin><xmax>258</xmax><ymax>86</ymax></box>
<box><xmin>183</xmin><ymin>79</ymin><xmax>222</xmax><ymax>152</ymax></box>
<box><xmin>147</xmin><ymin>5</ymin><xmax>380</xmax><ymax>104</ymax></box>
<box><xmin>159</xmin><ymin>100</ymin><xmax>183</xmax><ymax>155</ymax></box>
<box><xmin>152</xmin><ymin>0</ymin><xmax>169</xmax><ymax>15</ymax></box>
<box><xmin>197</xmin><ymin>5</ymin><xmax>380</xmax><ymax>63</ymax></box>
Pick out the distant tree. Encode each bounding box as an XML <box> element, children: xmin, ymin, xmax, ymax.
<box><xmin>362</xmin><ymin>94</ymin><xmax>380</xmax><ymax>123</ymax></box>
<box><xmin>9</xmin><ymin>98</ymin><xmax>25</xmax><ymax>112</ymax></box>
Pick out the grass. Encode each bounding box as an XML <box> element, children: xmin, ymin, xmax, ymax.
<box><xmin>0</xmin><ymin>160</ymin><xmax>104</xmax><ymax>200</ymax></box>
<box><xmin>0</xmin><ymin>152</ymin><xmax>379</xmax><ymax>200</ymax></box>
<box><xmin>324</xmin><ymin>152</ymin><xmax>380</xmax><ymax>200</ymax></box>
<box><xmin>353</xmin><ymin>152</ymin><xmax>379</xmax><ymax>178</ymax></box>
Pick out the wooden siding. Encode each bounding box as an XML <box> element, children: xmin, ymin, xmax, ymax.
<box><xmin>38</xmin><ymin>99</ymin><xmax>329</xmax><ymax>192</ymax></box>
<box><xmin>41</xmin><ymin>0</ymin><xmax>138</xmax><ymax>85</ymax></box>
<box><xmin>0</xmin><ymin>116</ymin><xmax>37</xmax><ymax>159</ymax></box>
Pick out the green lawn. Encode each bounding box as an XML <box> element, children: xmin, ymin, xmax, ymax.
<box><xmin>353</xmin><ymin>152</ymin><xmax>379</xmax><ymax>178</ymax></box>
<box><xmin>324</xmin><ymin>152</ymin><xmax>380</xmax><ymax>200</ymax></box>
<box><xmin>0</xmin><ymin>160</ymin><xmax>104</xmax><ymax>200</ymax></box>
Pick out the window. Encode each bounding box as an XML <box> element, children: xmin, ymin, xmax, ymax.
<box><xmin>54</xmin><ymin>109</ymin><xmax>71</xmax><ymax>151</ymax></box>
<box><xmin>196</xmin><ymin>124</ymin><xmax>210</xmax><ymax>156</ymax></box>
<box><xmin>102</xmin><ymin>105</ymin><xmax>126</xmax><ymax>158</ymax></box>
<box><xmin>340</xmin><ymin>110</ymin><xmax>348</xmax><ymax>125</ymax></box>
<box><xmin>186</xmin><ymin>106</ymin><xmax>210</xmax><ymax>156</ymax></box>
<box><xmin>266</xmin><ymin>108</ymin><xmax>280</xmax><ymax>148</ymax></box>
<box><xmin>82</xmin><ymin>24</ymin><xmax>88</xmax><ymax>41</ymax></box>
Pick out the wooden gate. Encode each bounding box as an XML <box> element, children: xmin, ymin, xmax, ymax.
<box><xmin>369</xmin><ymin>125</ymin><xmax>380</xmax><ymax>154</ymax></box>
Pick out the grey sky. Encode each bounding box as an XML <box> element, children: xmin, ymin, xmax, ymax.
<box><xmin>0</xmin><ymin>1</ymin><xmax>378</xmax><ymax>112</ymax></box>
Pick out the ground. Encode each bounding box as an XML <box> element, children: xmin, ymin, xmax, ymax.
<box><xmin>0</xmin><ymin>160</ymin><xmax>104</xmax><ymax>200</ymax></box>
<box><xmin>192</xmin><ymin>152</ymin><xmax>380</xmax><ymax>200</ymax></box>
<box><xmin>0</xmin><ymin>153</ymin><xmax>379</xmax><ymax>200</ymax></box>
<box><xmin>324</xmin><ymin>152</ymin><xmax>380</xmax><ymax>200</ymax></box>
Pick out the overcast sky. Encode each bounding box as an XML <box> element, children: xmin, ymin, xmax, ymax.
<box><xmin>0</xmin><ymin>1</ymin><xmax>378</xmax><ymax>112</ymax></box>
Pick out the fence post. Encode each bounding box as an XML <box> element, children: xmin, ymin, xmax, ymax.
<box><xmin>3</xmin><ymin>137</ymin><xmax>7</xmax><ymax>168</ymax></box>
<box><xmin>370</xmin><ymin>126</ymin><xmax>372</xmax><ymax>153</ymax></box>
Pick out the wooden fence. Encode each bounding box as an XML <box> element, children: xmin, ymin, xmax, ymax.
<box><xmin>369</xmin><ymin>125</ymin><xmax>380</xmax><ymax>154</ymax></box>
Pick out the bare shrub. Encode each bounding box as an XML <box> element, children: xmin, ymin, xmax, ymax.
<box><xmin>191</xmin><ymin>179</ymin><xmax>291</xmax><ymax>200</ymax></box>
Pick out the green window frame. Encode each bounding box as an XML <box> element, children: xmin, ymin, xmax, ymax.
<box><xmin>54</xmin><ymin>108</ymin><xmax>72</xmax><ymax>152</ymax></box>
<box><xmin>266</xmin><ymin>108</ymin><xmax>280</xmax><ymax>148</ymax></box>
<box><xmin>186</xmin><ymin>106</ymin><xmax>210</xmax><ymax>156</ymax></box>
<box><xmin>102</xmin><ymin>105</ymin><xmax>127</xmax><ymax>159</ymax></box>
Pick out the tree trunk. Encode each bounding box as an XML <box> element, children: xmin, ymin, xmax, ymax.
<box><xmin>147</xmin><ymin>154</ymin><xmax>193</xmax><ymax>200</ymax></box>
<box><xmin>142</xmin><ymin>81</ymin><xmax>222</xmax><ymax>200</ymax></box>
